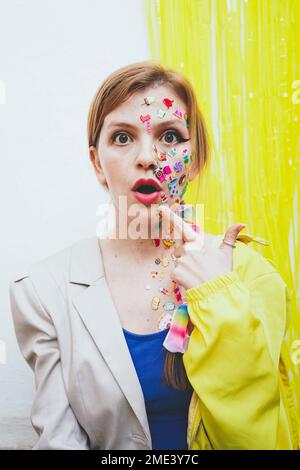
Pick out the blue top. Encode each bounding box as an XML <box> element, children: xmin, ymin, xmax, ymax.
<box><xmin>122</xmin><ymin>327</ymin><xmax>193</xmax><ymax>450</ymax></box>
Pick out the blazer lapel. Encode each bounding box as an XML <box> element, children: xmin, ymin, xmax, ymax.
<box><xmin>69</xmin><ymin>236</ymin><xmax>151</xmax><ymax>444</ymax></box>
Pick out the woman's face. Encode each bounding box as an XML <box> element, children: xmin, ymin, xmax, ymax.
<box><xmin>91</xmin><ymin>84</ymin><xmax>192</xmax><ymax>220</ymax></box>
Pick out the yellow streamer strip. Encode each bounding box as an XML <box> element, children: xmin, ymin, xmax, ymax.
<box><xmin>146</xmin><ymin>0</ymin><xmax>300</xmax><ymax>431</ymax></box>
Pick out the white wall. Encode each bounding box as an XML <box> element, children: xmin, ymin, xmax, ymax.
<box><xmin>0</xmin><ymin>0</ymin><xmax>150</xmax><ymax>448</ymax></box>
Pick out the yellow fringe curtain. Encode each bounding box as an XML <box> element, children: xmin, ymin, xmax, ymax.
<box><xmin>145</xmin><ymin>0</ymin><xmax>300</xmax><ymax>430</ymax></box>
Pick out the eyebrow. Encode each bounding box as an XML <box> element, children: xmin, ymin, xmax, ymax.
<box><xmin>107</xmin><ymin>119</ymin><xmax>187</xmax><ymax>131</ymax></box>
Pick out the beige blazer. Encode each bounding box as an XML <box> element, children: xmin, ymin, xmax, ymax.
<box><xmin>9</xmin><ymin>236</ymin><xmax>157</xmax><ymax>450</ymax></box>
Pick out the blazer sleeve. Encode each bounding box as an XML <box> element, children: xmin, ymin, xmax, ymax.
<box><xmin>9</xmin><ymin>274</ymin><xmax>90</xmax><ymax>450</ymax></box>
<box><xmin>183</xmin><ymin>269</ymin><xmax>289</xmax><ymax>450</ymax></box>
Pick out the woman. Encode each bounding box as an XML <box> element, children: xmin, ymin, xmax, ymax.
<box><xmin>9</xmin><ymin>61</ymin><xmax>298</xmax><ymax>450</ymax></box>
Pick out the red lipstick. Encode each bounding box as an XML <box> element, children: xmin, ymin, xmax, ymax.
<box><xmin>132</xmin><ymin>178</ymin><xmax>162</xmax><ymax>205</ymax></box>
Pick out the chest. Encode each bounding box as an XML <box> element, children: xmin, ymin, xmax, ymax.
<box><xmin>102</xmin><ymin>251</ymin><xmax>183</xmax><ymax>334</ymax></box>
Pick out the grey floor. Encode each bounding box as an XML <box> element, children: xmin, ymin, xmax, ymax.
<box><xmin>0</xmin><ymin>415</ymin><xmax>36</xmax><ymax>449</ymax></box>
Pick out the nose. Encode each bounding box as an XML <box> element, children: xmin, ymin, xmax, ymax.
<box><xmin>135</xmin><ymin>139</ymin><xmax>158</xmax><ymax>171</ymax></box>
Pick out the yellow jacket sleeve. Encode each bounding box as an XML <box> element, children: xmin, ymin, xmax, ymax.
<box><xmin>183</xmin><ymin>265</ymin><xmax>289</xmax><ymax>450</ymax></box>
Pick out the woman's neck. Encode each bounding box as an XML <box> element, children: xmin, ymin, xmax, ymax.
<box><xmin>100</xmin><ymin>234</ymin><xmax>165</xmax><ymax>264</ymax></box>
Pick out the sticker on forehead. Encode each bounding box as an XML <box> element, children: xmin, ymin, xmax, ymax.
<box><xmin>140</xmin><ymin>114</ymin><xmax>152</xmax><ymax>133</ymax></box>
<box><xmin>162</xmin><ymin>98</ymin><xmax>174</xmax><ymax>109</ymax></box>
<box><xmin>142</xmin><ymin>96</ymin><xmax>156</xmax><ymax>106</ymax></box>
<box><xmin>157</xmin><ymin>109</ymin><xmax>166</xmax><ymax>119</ymax></box>
<box><xmin>140</xmin><ymin>114</ymin><xmax>151</xmax><ymax>123</ymax></box>
<box><xmin>173</xmin><ymin>108</ymin><xmax>184</xmax><ymax>120</ymax></box>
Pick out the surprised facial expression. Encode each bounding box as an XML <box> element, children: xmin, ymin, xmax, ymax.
<box><xmin>97</xmin><ymin>85</ymin><xmax>192</xmax><ymax>211</ymax></box>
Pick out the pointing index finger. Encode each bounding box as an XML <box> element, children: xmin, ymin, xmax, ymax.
<box><xmin>158</xmin><ymin>204</ymin><xmax>198</xmax><ymax>243</ymax></box>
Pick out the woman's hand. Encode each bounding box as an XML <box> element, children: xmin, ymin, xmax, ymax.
<box><xmin>158</xmin><ymin>204</ymin><xmax>246</xmax><ymax>290</ymax></box>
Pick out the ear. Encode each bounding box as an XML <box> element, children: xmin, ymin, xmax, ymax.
<box><xmin>89</xmin><ymin>146</ymin><xmax>108</xmax><ymax>188</ymax></box>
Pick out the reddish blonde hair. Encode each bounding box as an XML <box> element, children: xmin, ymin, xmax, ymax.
<box><xmin>87</xmin><ymin>60</ymin><xmax>211</xmax><ymax>390</ymax></box>
<box><xmin>88</xmin><ymin>60</ymin><xmax>210</xmax><ymax>179</ymax></box>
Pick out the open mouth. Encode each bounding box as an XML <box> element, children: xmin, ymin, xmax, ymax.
<box><xmin>132</xmin><ymin>179</ymin><xmax>162</xmax><ymax>204</ymax></box>
<box><xmin>134</xmin><ymin>184</ymin><xmax>159</xmax><ymax>194</ymax></box>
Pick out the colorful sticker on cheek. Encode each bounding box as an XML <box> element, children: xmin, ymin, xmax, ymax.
<box><xmin>167</xmin><ymin>179</ymin><xmax>179</xmax><ymax>198</ymax></box>
<box><xmin>153</xmin><ymin>168</ymin><xmax>166</xmax><ymax>183</ymax></box>
<box><xmin>173</xmin><ymin>161</ymin><xmax>183</xmax><ymax>173</ymax></box>
<box><xmin>183</xmin><ymin>151</ymin><xmax>189</xmax><ymax>167</ymax></box>
<box><xmin>158</xmin><ymin>152</ymin><xmax>167</xmax><ymax>161</ymax></box>
<box><xmin>180</xmin><ymin>181</ymin><xmax>188</xmax><ymax>197</ymax></box>
<box><xmin>163</xmin><ymin>165</ymin><xmax>172</xmax><ymax>175</ymax></box>
<box><xmin>178</xmin><ymin>174</ymin><xmax>186</xmax><ymax>186</ymax></box>
<box><xmin>167</xmin><ymin>148</ymin><xmax>177</xmax><ymax>158</ymax></box>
